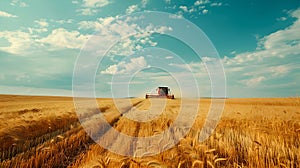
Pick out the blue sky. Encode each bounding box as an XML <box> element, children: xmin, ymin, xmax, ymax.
<box><xmin>0</xmin><ymin>0</ymin><xmax>300</xmax><ymax>98</ymax></box>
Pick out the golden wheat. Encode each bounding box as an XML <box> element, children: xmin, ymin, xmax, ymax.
<box><xmin>0</xmin><ymin>95</ymin><xmax>299</xmax><ymax>167</ymax></box>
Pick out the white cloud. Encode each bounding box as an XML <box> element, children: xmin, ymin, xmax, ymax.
<box><xmin>79</xmin><ymin>16</ymin><xmax>133</xmax><ymax>34</ymax></box>
<box><xmin>222</xmin><ymin>8</ymin><xmax>300</xmax><ymax>94</ymax></box>
<box><xmin>101</xmin><ymin>56</ymin><xmax>147</xmax><ymax>75</ymax></box>
<box><xmin>146</xmin><ymin>25</ymin><xmax>173</xmax><ymax>33</ymax></box>
<box><xmin>76</xmin><ymin>0</ymin><xmax>110</xmax><ymax>15</ymax></box>
<box><xmin>202</xmin><ymin>9</ymin><xmax>208</xmax><ymax>14</ymax></box>
<box><xmin>101</xmin><ymin>64</ymin><xmax>118</xmax><ymax>75</ymax></box>
<box><xmin>82</xmin><ymin>0</ymin><xmax>110</xmax><ymax>8</ymax></box>
<box><xmin>269</xmin><ymin>65</ymin><xmax>290</xmax><ymax>77</ymax></box>
<box><xmin>34</xmin><ymin>19</ymin><xmax>49</xmax><ymax>27</ymax></box>
<box><xmin>179</xmin><ymin>6</ymin><xmax>188</xmax><ymax>12</ymax></box>
<box><xmin>210</xmin><ymin>2</ymin><xmax>222</xmax><ymax>7</ymax></box>
<box><xmin>78</xmin><ymin>15</ymin><xmax>172</xmax><ymax>56</ymax></box>
<box><xmin>79</xmin><ymin>16</ymin><xmax>139</xmax><ymax>56</ymax></box>
<box><xmin>108</xmin><ymin>38</ymin><xmax>137</xmax><ymax>56</ymax></box>
<box><xmin>55</xmin><ymin>19</ymin><xmax>74</xmax><ymax>24</ymax></box>
<box><xmin>126</xmin><ymin>5</ymin><xmax>139</xmax><ymax>14</ymax></box>
<box><xmin>277</xmin><ymin>17</ymin><xmax>287</xmax><ymax>21</ymax></box>
<box><xmin>194</xmin><ymin>0</ymin><xmax>210</xmax><ymax>6</ymax></box>
<box><xmin>224</xmin><ymin>8</ymin><xmax>300</xmax><ymax>66</ymax></box>
<box><xmin>176</xmin><ymin>1</ymin><xmax>217</xmax><ymax>15</ymax></box>
<box><xmin>79</xmin><ymin>16</ymin><xmax>141</xmax><ymax>43</ymax></box>
<box><xmin>77</xmin><ymin>8</ymin><xmax>97</xmax><ymax>15</ymax></box>
<box><xmin>262</xmin><ymin>18</ymin><xmax>300</xmax><ymax>51</ymax></box>
<box><xmin>189</xmin><ymin>7</ymin><xmax>196</xmax><ymax>13</ymax></box>
<box><xmin>25</xmin><ymin>19</ymin><xmax>49</xmax><ymax>34</ymax></box>
<box><xmin>0</xmin><ymin>31</ymin><xmax>34</xmax><ymax>55</ymax></box>
<box><xmin>0</xmin><ymin>28</ymin><xmax>90</xmax><ymax>55</ymax></box>
<box><xmin>242</xmin><ymin>65</ymin><xmax>290</xmax><ymax>78</ymax></box>
<box><xmin>10</xmin><ymin>0</ymin><xmax>28</xmax><ymax>7</ymax></box>
<box><xmin>38</xmin><ymin>28</ymin><xmax>89</xmax><ymax>49</ymax></box>
<box><xmin>240</xmin><ymin>76</ymin><xmax>266</xmax><ymax>87</ymax></box>
<box><xmin>0</xmin><ymin>16</ymin><xmax>129</xmax><ymax>55</ymax></box>
<box><xmin>169</xmin><ymin>14</ymin><xmax>183</xmax><ymax>19</ymax></box>
<box><xmin>28</xmin><ymin>27</ymin><xmax>48</xmax><ymax>34</ymax></box>
<box><xmin>0</xmin><ymin>10</ymin><xmax>18</xmax><ymax>18</ymax></box>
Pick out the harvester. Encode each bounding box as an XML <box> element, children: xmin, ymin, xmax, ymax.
<box><xmin>145</xmin><ymin>86</ymin><xmax>175</xmax><ymax>99</ymax></box>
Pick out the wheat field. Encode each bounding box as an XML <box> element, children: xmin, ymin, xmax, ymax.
<box><xmin>0</xmin><ymin>95</ymin><xmax>299</xmax><ymax>167</ymax></box>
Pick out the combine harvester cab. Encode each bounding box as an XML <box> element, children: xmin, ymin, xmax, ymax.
<box><xmin>145</xmin><ymin>86</ymin><xmax>175</xmax><ymax>99</ymax></box>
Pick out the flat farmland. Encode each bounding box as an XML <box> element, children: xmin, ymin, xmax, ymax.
<box><xmin>0</xmin><ymin>95</ymin><xmax>300</xmax><ymax>167</ymax></box>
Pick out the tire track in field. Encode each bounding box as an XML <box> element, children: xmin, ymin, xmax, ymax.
<box><xmin>101</xmin><ymin>99</ymin><xmax>181</xmax><ymax>167</ymax></box>
<box><xmin>70</xmin><ymin>101</ymin><xmax>183</xmax><ymax>167</ymax></box>
<box><xmin>69</xmin><ymin>100</ymin><xmax>145</xmax><ymax>167</ymax></box>
<box><xmin>37</xmin><ymin>102</ymin><xmax>129</xmax><ymax>167</ymax></box>
<box><xmin>86</xmin><ymin>99</ymin><xmax>184</xmax><ymax>167</ymax></box>
<box><xmin>108</xmin><ymin>100</ymin><xmax>145</xmax><ymax>156</ymax></box>
<box><xmin>80</xmin><ymin>100</ymin><xmax>144</xmax><ymax>143</ymax></box>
